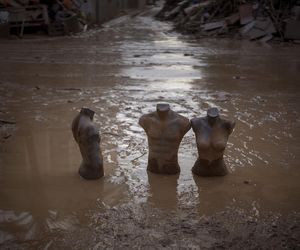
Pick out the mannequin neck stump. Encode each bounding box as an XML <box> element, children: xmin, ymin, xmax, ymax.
<box><xmin>207</xmin><ymin>115</ymin><xmax>220</xmax><ymax>126</ymax></box>
<box><xmin>80</xmin><ymin>108</ymin><xmax>95</xmax><ymax>120</ymax></box>
<box><xmin>157</xmin><ymin>103</ymin><xmax>170</xmax><ymax>120</ymax></box>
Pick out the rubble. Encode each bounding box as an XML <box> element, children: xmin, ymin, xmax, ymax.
<box><xmin>0</xmin><ymin>0</ymin><xmax>91</xmax><ymax>37</ymax></box>
<box><xmin>156</xmin><ymin>0</ymin><xmax>300</xmax><ymax>43</ymax></box>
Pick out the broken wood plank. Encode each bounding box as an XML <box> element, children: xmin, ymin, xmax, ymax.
<box><xmin>259</xmin><ymin>34</ymin><xmax>273</xmax><ymax>43</ymax></box>
<box><xmin>0</xmin><ymin>119</ymin><xmax>16</xmax><ymax>124</ymax></box>
<box><xmin>255</xmin><ymin>18</ymin><xmax>276</xmax><ymax>34</ymax></box>
<box><xmin>225</xmin><ymin>13</ymin><xmax>240</xmax><ymax>25</ymax></box>
<box><xmin>165</xmin><ymin>6</ymin><xmax>181</xmax><ymax>19</ymax></box>
<box><xmin>240</xmin><ymin>20</ymin><xmax>255</xmax><ymax>34</ymax></box>
<box><xmin>184</xmin><ymin>4</ymin><xmax>200</xmax><ymax>16</ymax></box>
<box><xmin>201</xmin><ymin>20</ymin><xmax>225</xmax><ymax>31</ymax></box>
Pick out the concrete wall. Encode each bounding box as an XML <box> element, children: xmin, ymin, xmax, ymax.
<box><xmin>89</xmin><ymin>0</ymin><xmax>146</xmax><ymax>24</ymax></box>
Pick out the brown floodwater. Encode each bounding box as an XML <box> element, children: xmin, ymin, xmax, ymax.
<box><xmin>0</xmin><ymin>7</ymin><xmax>300</xmax><ymax>245</ymax></box>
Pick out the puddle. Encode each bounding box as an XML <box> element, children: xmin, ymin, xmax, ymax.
<box><xmin>0</xmin><ymin>7</ymin><xmax>300</xmax><ymax>246</ymax></box>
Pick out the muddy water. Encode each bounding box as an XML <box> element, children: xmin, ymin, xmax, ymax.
<box><xmin>0</xmin><ymin>7</ymin><xmax>300</xmax><ymax>245</ymax></box>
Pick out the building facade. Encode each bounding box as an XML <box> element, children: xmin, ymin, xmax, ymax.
<box><xmin>89</xmin><ymin>0</ymin><xmax>146</xmax><ymax>23</ymax></box>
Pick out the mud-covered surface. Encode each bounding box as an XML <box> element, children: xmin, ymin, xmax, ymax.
<box><xmin>2</xmin><ymin>204</ymin><xmax>300</xmax><ymax>250</ymax></box>
<box><xmin>0</xmin><ymin>4</ymin><xmax>300</xmax><ymax>249</ymax></box>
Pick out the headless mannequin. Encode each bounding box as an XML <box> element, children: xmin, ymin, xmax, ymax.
<box><xmin>72</xmin><ymin>108</ymin><xmax>104</xmax><ymax>179</ymax></box>
<box><xmin>139</xmin><ymin>104</ymin><xmax>191</xmax><ymax>174</ymax></box>
<box><xmin>191</xmin><ymin>108</ymin><xmax>235</xmax><ymax>176</ymax></box>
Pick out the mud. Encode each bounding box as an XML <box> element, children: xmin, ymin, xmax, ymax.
<box><xmin>2</xmin><ymin>203</ymin><xmax>300</xmax><ymax>250</ymax></box>
<box><xmin>0</xmin><ymin>5</ymin><xmax>300</xmax><ymax>249</ymax></box>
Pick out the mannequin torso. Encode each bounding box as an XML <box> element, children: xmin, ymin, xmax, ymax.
<box><xmin>139</xmin><ymin>104</ymin><xmax>191</xmax><ymax>174</ymax></box>
<box><xmin>72</xmin><ymin>108</ymin><xmax>104</xmax><ymax>179</ymax></box>
<box><xmin>191</xmin><ymin>108</ymin><xmax>235</xmax><ymax>176</ymax></box>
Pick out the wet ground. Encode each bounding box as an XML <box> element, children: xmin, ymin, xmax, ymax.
<box><xmin>0</xmin><ymin>5</ymin><xmax>300</xmax><ymax>250</ymax></box>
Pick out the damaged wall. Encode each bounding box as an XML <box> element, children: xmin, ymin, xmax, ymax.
<box><xmin>91</xmin><ymin>0</ymin><xmax>146</xmax><ymax>23</ymax></box>
<box><xmin>0</xmin><ymin>0</ymin><xmax>147</xmax><ymax>24</ymax></box>
<box><xmin>0</xmin><ymin>0</ymin><xmax>146</xmax><ymax>37</ymax></box>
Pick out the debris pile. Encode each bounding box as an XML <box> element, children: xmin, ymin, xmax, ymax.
<box><xmin>156</xmin><ymin>0</ymin><xmax>300</xmax><ymax>42</ymax></box>
<box><xmin>0</xmin><ymin>0</ymin><xmax>91</xmax><ymax>37</ymax></box>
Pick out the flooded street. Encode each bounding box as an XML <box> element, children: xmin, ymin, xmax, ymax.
<box><xmin>0</xmin><ymin>6</ymin><xmax>300</xmax><ymax>249</ymax></box>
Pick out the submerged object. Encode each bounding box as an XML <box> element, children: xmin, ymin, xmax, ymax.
<box><xmin>139</xmin><ymin>103</ymin><xmax>191</xmax><ymax>174</ymax></box>
<box><xmin>71</xmin><ymin>108</ymin><xmax>104</xmax><ymax>179</ymax></box>
<box><xmin>191</xmin><ymin>107</ymin><xmax>235</xmax><ymax>176</ymax></box>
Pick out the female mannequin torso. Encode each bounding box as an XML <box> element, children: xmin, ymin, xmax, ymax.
<box><xmin>191</xmin><ymin>108</ymin><xmax>235</xmax><ymax>176</ymax></box>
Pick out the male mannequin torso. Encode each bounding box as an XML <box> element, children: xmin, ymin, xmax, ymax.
<box><xmin>139</xmin><ymin>104</ymin><xmax>191</xmax><ymax>174</ymax></box>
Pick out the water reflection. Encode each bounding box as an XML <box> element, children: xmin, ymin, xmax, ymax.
<box><xmin>148</xmin><ymin>80</ymin><xmax>193</xmax><ymax>90</ymax></box>
<box><xmin>0</xmin><ymin>209</ymin><xmax>78</xmax><ymax>243</ymax></box>
<box><xmin>0</xmin><ymin>123</ymin><xmax>129</xmax><ymax>243</ymax></box>
<box><xmin>192</xmin><ymin>175</ymin><xmax>232</xmax><ymax>214</ymax></box>
<box><xmin>147</xmin><ymin>172</ymin><xmax>179</xmax><ymax>209</ymax></box>
<box><xmin>119</xmin><ymin>29</ymin><xmax>205</xmax><ymax>85</ymax></box>
<box><xmin>121</xmin><ymin>65</ymin><xmax>202</xmax><ymax>82</ymax></box>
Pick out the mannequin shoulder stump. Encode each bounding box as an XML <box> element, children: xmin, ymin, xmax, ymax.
<box><xmin>139</xmin><ymin>112</ymin><xmax>159</xmax><ymax>132</ymax></box>
<box><xmin>191</xmin><ymin>117</ymin><xmax>198</xmax><ymax>128</ymax></box>
<box><xmin>139</xmin><ymin>114</ymin><xmax>150</xmax><ymax>131</ymax></box>
<box><xmin>71</xmin><ymin>113</ymin><xmax>81</xmax><ymax>143</ymax></box>
<box><xmin>181</xmin><ymin>117</ymin><xmax>191</xmax><ymax>134</ymax></box>
<box><xmin>222</xmin><ymin>119</ymin><xmax>236</xmax><ymax>134</ymax></box>
<box><xmin>191</xmin><ymin>117</ymin><xmax>205</xmax><ymax>132</ymax></box>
